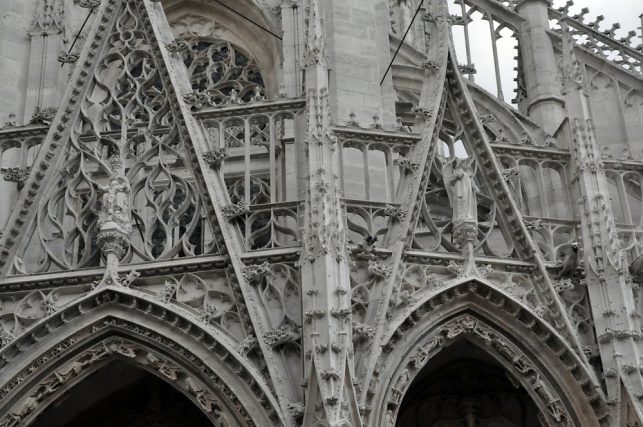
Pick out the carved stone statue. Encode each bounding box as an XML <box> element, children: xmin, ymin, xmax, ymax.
<box><xmin>98</xmin><ymin>158</ymin><xmax>132</xmax><ymax>236</ymax></box>
<box><xmin>94</xmin><ymin>157</ymin><xmax>133</xmax><ymax>288</ymax></box>
<box><xmin>443</xmin><ymin>157</ymin><xmax>478</xmax><ymax>228</ymax></box>
<box><xmin>443</xmin><ymin>157</ymin><xmax>479</xmax><ymax>276</ymax></box>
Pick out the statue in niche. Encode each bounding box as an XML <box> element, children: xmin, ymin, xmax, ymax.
<box><xmin>442</xmin><ymin>157</ymin><xmax>478</xmax><ymax>228</ymax></box>
<box><xmin>442</xmin><ymin>157</ymin><xmax>479</xmax><ymax>276</ymax></box>
<box><xmin>93</xmin><ymin>157</ymin><xmax>134</xmax><ymax>289</ymax></box>
<box><xmin>98</xmin><ymin>157</ymin><xmax>132</xmax><ymax>236</ymax></box>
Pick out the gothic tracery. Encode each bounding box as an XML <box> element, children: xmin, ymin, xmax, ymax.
<box><xmin>0</xmin><ymin>0</ymin><xmax>642</xmax><ymax>426</ymax></box>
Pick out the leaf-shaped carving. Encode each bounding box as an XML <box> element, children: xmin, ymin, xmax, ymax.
<box><xmin>220</xmin><ymin>311</ymin><xmax>245</xmax><ymax>341</ymax></box>
<box><xmin>176</xmin><ymin>274</ymin><xmax>207</xmax><ymax>308</ymax></box>
<box><xmin>262</xmin><ymin>282</ymin><xmax>285</xmax><ymax>329</ymax></box>
<box><xmin>401</xmin><ymin>264</ymin><xmax>428</xmax><ymax>291</ymax></box>
<box><xmin>15</xmin><ymin>291</ymin><xmax>49</xmax><ymax>321</ymax></box>
<box><xmin>270</xmin><ymin>265</ymin><xmax>301</xmax><ymax>326</ymax></box>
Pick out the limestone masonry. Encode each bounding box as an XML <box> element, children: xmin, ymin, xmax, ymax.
<box><xmin>0</xmin><ymin>0</ymin><xmax>642</xmax><ymax>425</ymax></box>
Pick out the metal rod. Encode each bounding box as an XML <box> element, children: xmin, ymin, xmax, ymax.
<box><xmin>68</xmin><ymin>9</ymin><xmax>94</xmax><ymax>54</ymax></box>
<box><xmin>213</xmin><ymin>0</ymin><xmax>282</xmax><ymax>40</ymax></box>
<box><xmin>380</xmin><ymin>0</ymin><xmax>425</xmax><ymax>86</ymax></box>
<box><xmin>132</xmin><ymin>211</ymin><xmax>145</xmax><ymax>242</ymax></box>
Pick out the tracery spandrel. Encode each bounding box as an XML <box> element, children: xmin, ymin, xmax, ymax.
<box><xmin>19</xmin><ymin>2</ymin><xmax>217</xmax><ymax>275</ymax></box>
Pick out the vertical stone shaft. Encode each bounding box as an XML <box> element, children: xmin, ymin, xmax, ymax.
<box><xmin>515</xmin><ymin>0</ymin><xmax>566</xmax><ymax>138</ymax></box>
<box><xmin>325</xmin><ymin>0</ymin><xmax>397</xmax><ymax>127</ymax></box>
<box><xmin>299</xmin><ymin>1</ymin><xmax>359</xmax><ymax>425</ymax></box>
<box><xmin>562</xmin><ymin>23</ymin><xmax>643</xmax><ymax>419</ymax></box>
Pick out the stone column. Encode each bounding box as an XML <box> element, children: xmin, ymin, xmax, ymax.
<box><xmin>324</xmin><ymin>0</ymin><xmax>397</xmax><ymax>128</ymax></box>
<box><xmin>299</xmin><ymin>2</ymin><xmax>361</xmax><ymax>425</ymax></box>
<box><xmin>515</xmin><ymin>0</ymin><xmax>566</xmax><ymax>138</ymax></box>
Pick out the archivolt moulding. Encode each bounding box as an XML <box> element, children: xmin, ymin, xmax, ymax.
<box><xmin>367</xmin><ymin>279</ymin><xmax>610</xmax><ymax>427</ymax></box>
<box><xmin>0</xmin><ymin>287</ymin><xmax>284</xmax><ymax>426</ymax></box>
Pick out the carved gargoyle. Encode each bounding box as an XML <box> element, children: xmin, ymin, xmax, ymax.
<box><xmin>555</xmin><ymin>242</ymin><xmax>580</xmax><ymax>279</ymax></box>
<box><xmin>629</xmin><ymin>254</ymin><xmax>643</xmax><ymax>284</ymax></box>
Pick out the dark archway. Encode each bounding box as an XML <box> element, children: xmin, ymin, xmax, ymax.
<box><xmin>0</xmin><ymin>289</ymin><xmax>282</xmax><ymax>426</ymax></box>
<box><xmin>33</xmin><ymin>361</ymin><xmax>213</xmax><ymax>427</ymax></box>
<box><xmin>397</xmin><ymin>341</ymin><xmax>542</xmax><ymax>427</ymax></box>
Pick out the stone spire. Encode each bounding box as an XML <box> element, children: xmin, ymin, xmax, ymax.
<box><xmin>299</xmin><ymin>1</ymin><xmax>360</xmax><ymax>425</ymax></box>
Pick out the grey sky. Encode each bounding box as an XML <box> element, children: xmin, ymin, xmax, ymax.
<box><xmin>447</xmin><ymin>0</ymin><xmax>642</xmax><ymax>104</ymax></box>
<box><xmin>563</xmin><ymin>1</ymin><xmax>641</xmax><ymax>36</ymax></box>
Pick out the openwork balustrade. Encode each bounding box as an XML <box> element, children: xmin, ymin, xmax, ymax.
<box><xmin>235</xmin><ymin>202</ymin><xmax>301</xmax><ymax>252</ymax></box>
<box><xmin>0</xmin><ymin>127</ymin><xmax>48</xmax><ymax>186</ymax></box>
<box><xmin>335</xmin><ymin>127</ymin><xmax>418</xmax><ymax>203</ymax></box>
<box><xmin>197</xmin><ymin>100</ymin><xmax>305</xmax><ymax>206</ymax></box>
<box><xmin>442</xmin><ymin>0</ymin><xmax>643</xmax><ymax>108</ymax></box>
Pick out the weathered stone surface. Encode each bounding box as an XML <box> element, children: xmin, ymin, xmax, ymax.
<box><xmin>0</xmin><ymin>0</ymin><xmax>641</xmax><ymax>425</ymax></box>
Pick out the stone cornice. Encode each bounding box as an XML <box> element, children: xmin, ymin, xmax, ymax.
<box><xmin>490</xmin><ymin>142</ymin><xmax>571</xmax><ymax>160</ymax></box>
<box><xmin>0</xmin><ymin>125</ymin><xmax>48</xmax><ymax>142</ymax></box>
<box><xmin>333</xmin><ymin>126</ymin><xmax>421</xmax><ymax>146</ymax></box>
<box><xmin>0</xmin><ymin>249</ymin><xmax>303</xmax><ymax>293</ymax></box>
<box><xmin>193</xmin><ymin>98</ymin><xmax>306</xmax><ymax>120</ymax></box>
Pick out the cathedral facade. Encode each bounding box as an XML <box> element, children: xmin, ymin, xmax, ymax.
<box><xmin>0</xmin><ymin>0</ymin><xmax>642</xmax><ymax>425</ymax></box>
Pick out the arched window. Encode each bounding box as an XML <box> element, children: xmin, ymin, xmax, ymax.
<box><xmin>182</xmin><ymin>38</ymin><xmax>267</xmax><ymax>105</ymax></box>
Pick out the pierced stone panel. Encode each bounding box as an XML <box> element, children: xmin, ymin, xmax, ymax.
<box><xmin>182</xmin><ymin>37</ymin><xmax>266</xmax><ymax>106</ymax></box>
<box><xmin>203</xmin><ymin>110</ymin><xmax>301</xmax><ymax>206</ymax></box>
<box><xmin>8</xmin><ymin>3</ymin><xmax>220</xmax><ymax>275</ymax></box>
<box><xmin>344</xmin><ymin>201</ymin><xmax>391</xmax><ymax>247</ymax></box>
<box><xmin>244</xmin><ymin>262</ymin><xmax>302</xmax><ymax>394</ymax></box>
<box><xmin>200</xmin><ymin>107</ymin><xmax>303</xmax><ymax>252</ymax></box>
<box><xmin>133</xmin><ymin>271</ymin><xmax>246</xmax><ymax>340</ymax></box>
<box><xmin>236</xmin><ymin>203</ymin><xmax>301</xmax><ymax>251</ymax></box>
<box><xmin>337</xmin><ymin>137</ymin><xmax>410</xmax><ymax>203</ymax></box>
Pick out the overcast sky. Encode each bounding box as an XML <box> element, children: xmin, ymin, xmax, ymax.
<box><xmin>447</xmin><ymin>0</ymin><xmax>642</xmax><ymax>104</ymax></box>
<box><xmin>569</xmin><ymin>1</ymin><xmax>641</xmax><ymax>33</ymax></box>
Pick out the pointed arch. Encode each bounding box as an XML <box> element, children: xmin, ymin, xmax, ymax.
<box><xmin>164</xmin><ymin>0</ymin><xmax>281</xmax><ymax>97</ymax></box>
<box><xmin>365</xmin><ymin>279</ymin><xmax>610</xmax><ymax>427</ymax></box>
<box><xmin>0</xmin><ymin>287</ymin><xmax>283</xmax><ymax>426</ymax></box>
